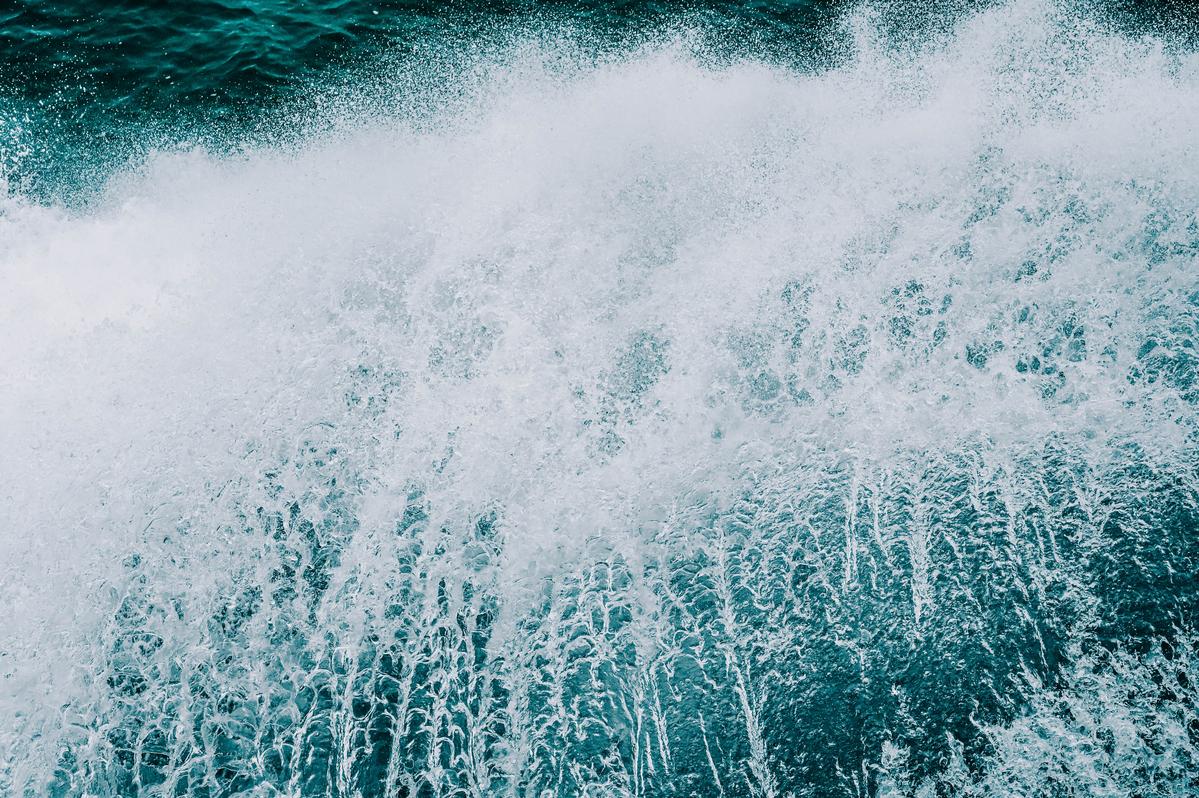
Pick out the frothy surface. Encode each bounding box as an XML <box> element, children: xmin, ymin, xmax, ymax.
<box><xmin>2</xmin><ymin>1</ymin><xmax>1198</xmax><ymax>795</ymax></box>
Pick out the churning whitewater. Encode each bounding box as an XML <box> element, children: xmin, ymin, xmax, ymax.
<box><xmin>2</xmin><ymin>1</ymin><xmax>1198</xmax><ymax>796</ymax></box>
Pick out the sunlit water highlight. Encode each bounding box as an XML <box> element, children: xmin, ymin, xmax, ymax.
<box><xmin>2</xmin><ymin>1</ymin><xmax>1198</xmax><ymax>796</ymax></box>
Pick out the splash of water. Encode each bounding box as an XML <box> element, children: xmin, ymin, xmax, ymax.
<box><xmin>2</xmin><ymin>1</ymin><xmax>1198</xmax><ymax>795</ymax></box>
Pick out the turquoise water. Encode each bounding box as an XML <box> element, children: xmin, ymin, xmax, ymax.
<box><xmin>2</xmin><ymin>2</ymin><xmax>1199</xmax><ymax>797</ymax></box>
<box><xmin>1</xmin><ymin>1</ymin><xmax>1187</xmax><ymax>195</ymax></box>
<box><xmin>1</xmin><ymin>1</ymin><xmax>852</xmax><ymax>198</ymax></box>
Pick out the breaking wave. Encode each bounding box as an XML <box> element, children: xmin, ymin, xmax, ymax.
<box><xmin>2</xmin><ymin>1</ymin><xmax>1198</xmax><ymax>795</ymax></box>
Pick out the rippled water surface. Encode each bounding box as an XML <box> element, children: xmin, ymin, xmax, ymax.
<box><xmin>2</xmin><ymin>1</ymin><xmax>1198</xmax><ymax>797</ymax></box>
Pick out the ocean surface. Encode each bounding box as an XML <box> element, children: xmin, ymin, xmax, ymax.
<box><xmin>2</xmin><ymin>1</ymin><xmax>1198</xmax><ymax>796</ymax></box>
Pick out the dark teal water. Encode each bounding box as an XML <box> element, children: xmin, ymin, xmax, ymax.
<box><xmin>3</xmin><ymin>1</ymin><xmax>852</xmax><ymax>197</ymax></box>
<box><xmin>2</xmin><ymin>0</ymin><xmax>1193</xmax><ymax>196</ymax></box>
<box><xmin>2</xmin><ymin>2</ymin><xmax>1198</xmax><ymax>797</ymax></box>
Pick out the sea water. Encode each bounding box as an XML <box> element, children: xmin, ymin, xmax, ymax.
<box><xmin>1</xmin><ymin>1</ymin><xmax>1197</xmax><ymax>796</ymax></box>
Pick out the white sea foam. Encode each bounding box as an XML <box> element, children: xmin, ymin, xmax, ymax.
<box><xmin>2</xmin><ymin>1</ymin><xmax>1197</xmax><ymax>794</ymax></box>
